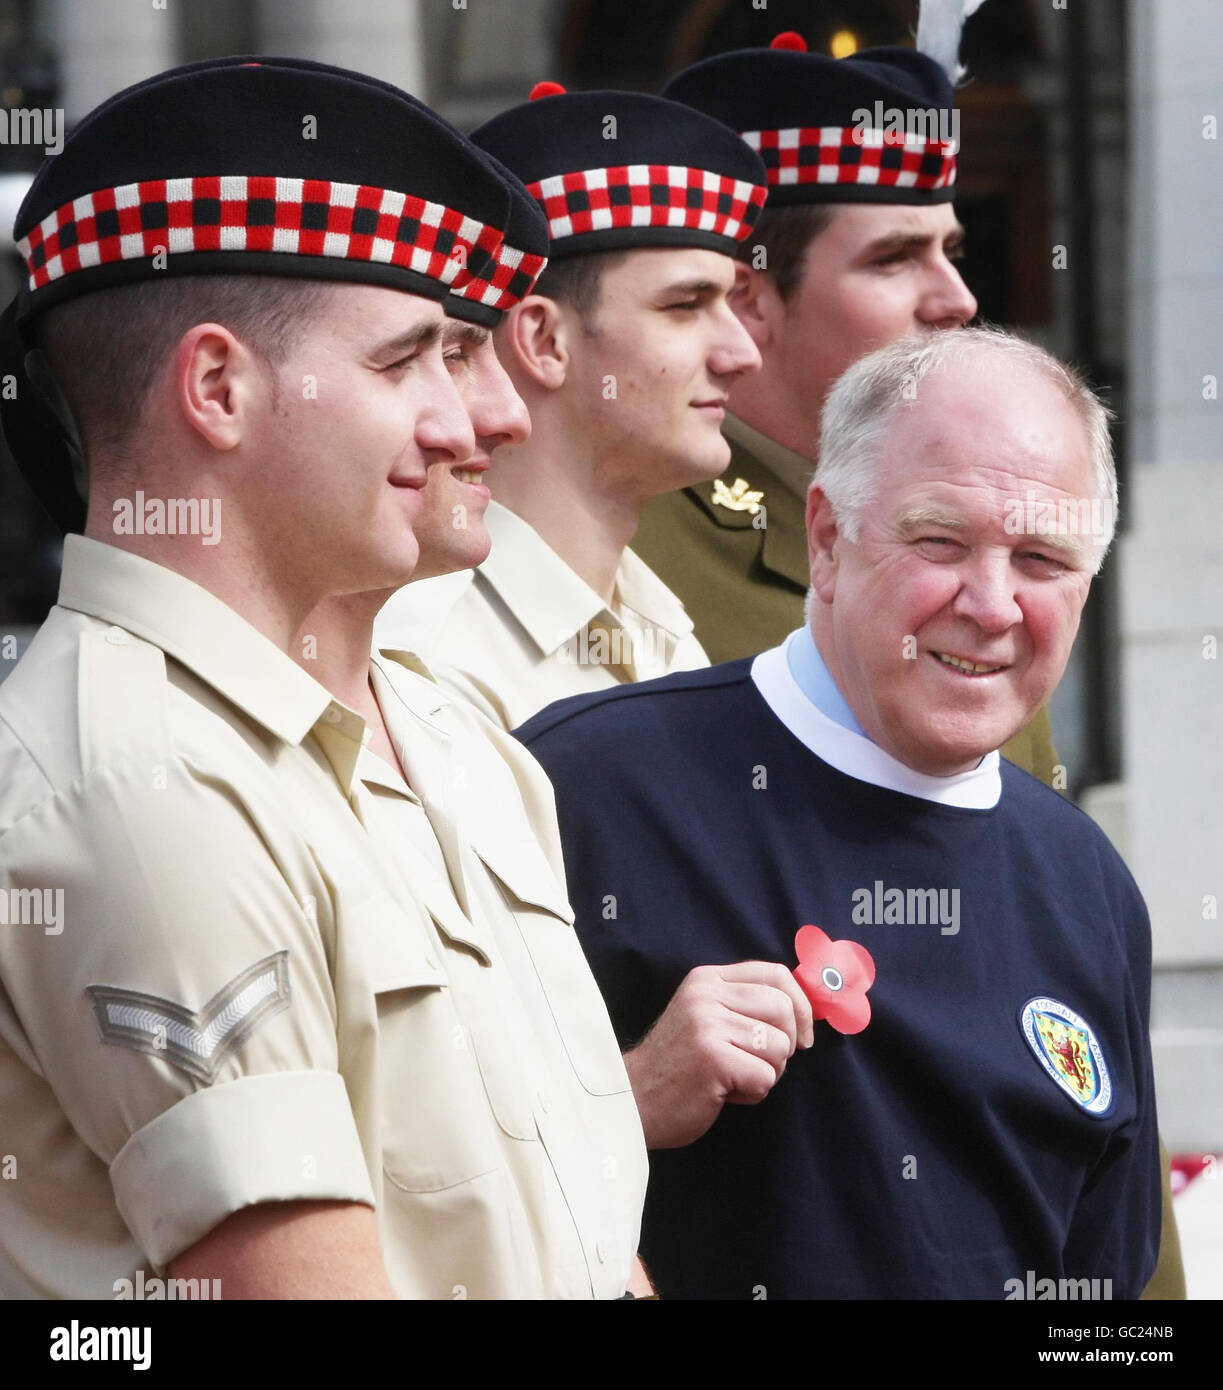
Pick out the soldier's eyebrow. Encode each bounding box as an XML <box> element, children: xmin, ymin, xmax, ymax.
<box><xmin>368</xmin><ymin>321</ymin><xmax>442</xmax><ymax>362</ymax></box>
<box><xmin>859</xmin><ymin>225</ymin><xmax>966</xmax><ymax>260</ymax></box>
<box><xmin>442</xmin><ymin>321</ymin><xmax>491</xmax><ymax>348</ymax></box>
<box><xmin>657</xmin><ymin>277</ymin><xmax>721</xmax><ymax>301</ymax></box>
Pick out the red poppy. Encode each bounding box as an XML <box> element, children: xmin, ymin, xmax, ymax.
<box><xmin>793</xmin><ymin>924</ymin><xmax>876</xmax><ymax>1035</ymax></box>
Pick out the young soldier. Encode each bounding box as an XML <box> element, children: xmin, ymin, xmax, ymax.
<box><xmin>0</xmin><ymin>57</ymin><xmax>645</xmax><ymax>1300</ymax></box>
<box><xmin>376</xmin><ymin>83</ymin><xmax>767</xmax><ymax>729</ymax></box>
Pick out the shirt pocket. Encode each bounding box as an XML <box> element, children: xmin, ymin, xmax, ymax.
<box><xmin>356</xmin><ymin>894</ymin><xmax>503</xmax><ymax>1193</ymax></box>
<box><xmin>472</xmin><ymin>837</ymin><xmax>633</xmax><ymax>1099</ymax></box>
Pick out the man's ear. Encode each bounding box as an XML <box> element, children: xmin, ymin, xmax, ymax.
<box><xmin>807</xmin><ymin>484</ymin><xmax>842</xmax><ymax>603</ymax></box>
<box><xmin>174</xmin><ymin>323</ymin><xmax>260</xmax><ymax>452</ymax></box>
<box><xmin>504</xmin><ymin>295</ymin><xmax>569</xmax><ymax>391</ymax></box>
<box><xmin>728</xmin><ymin>261</ymin><xmax>783</xmax><ymax>352</ymax></box>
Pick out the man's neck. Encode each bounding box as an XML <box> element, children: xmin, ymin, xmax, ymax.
<box><xmin>83</xmin><ymin>508</ymin><xmax>316</xmax><ymax>655</ymax></box>
<box><xmin>487</xmin><ymin>433</ymin><xmax>640</xmax><ymax>607</ymax></box>
<box><xmin>727</xmin><ymin>368</ymin><xmax>820</xmax><ymax>462</ymax></box>
<box><xmin>295</xmin><ymin>590</ymin><xmax>389</xmax><ymax>716</ymax></box>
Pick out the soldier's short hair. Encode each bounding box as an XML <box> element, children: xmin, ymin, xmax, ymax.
<box><xmin>38</xmin><ymin>275</ymin><xmax>337</xmax><ymax>462</ymax></box>
<box><xmin>738</xmin><ymin>204</ymin><xmax>835</xmax><ymax>302</ymax></box>
<box><xmin>528</xmin><ymin>249</ymin><xmax>633</xmax><ymax>331</ymax></box>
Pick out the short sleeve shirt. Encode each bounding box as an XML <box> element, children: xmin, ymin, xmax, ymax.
<box><xmin>0</xmin><ymin>536</ymin><xmax>645</xmax><ymax>1299</ymax></box>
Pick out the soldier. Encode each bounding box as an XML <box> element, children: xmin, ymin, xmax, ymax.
<box><xmin>632</xmin><ymin>31</ymin><xmax>1063</xmax><ymax>784</ymax></box>
<box><xmin>0</xmin><ymin>56</ymin><xmax>646</xmax><ymax>1299</ymax></box>
<box><xmin>376</xmin><ymin>82</ymin><xmax>767</xmax><ymax>729</ymax></box>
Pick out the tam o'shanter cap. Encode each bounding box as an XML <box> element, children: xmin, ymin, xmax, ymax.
<box><xmin>444</xmin><ymin>149</ymin><xmax>549</xmax><ymax>327</ymax></box>
<box><xmin>11</xmin><ymin>54</ymin><xmax>512</xmax><ymax>320</ymax></box>
<box><xmin>470</xmin><ymin>83</ymin><xmax>769</xmax><ymax>261</ymax></box>
<box><xmin>0</xmin><ymin>54</ymin><xmax>517</xmax><ymax>534</ymax></box>
<box><xmin>663</xmin><ymin>32</ymin><xmax>958</xmax><ymax>206</ymax></box>
<box><xmin>186</xmin><ymin>52</ymin><xmax>548</xmax><ymax>326</ymax></box>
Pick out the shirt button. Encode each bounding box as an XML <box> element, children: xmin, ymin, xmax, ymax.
<box><xmin>104</xmin><ymin>626</ymin><xmax>129</xmax><ymax>645</ymax></box>
<box><xmin>322</xmin><ymin>707</ymin><xmax>342</xmax><ymax>725</ymax></box>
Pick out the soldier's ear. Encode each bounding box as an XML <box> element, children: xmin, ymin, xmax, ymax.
<box><xmin>728</xmin><ymin>261</ymin><xmax>781</xmax><ymax>351</ymax></box>
<box><xmin>807</xmin><ymin>485</ymin><xmax>841</xmax><ymax>600</ymax></box>
<box><xmin>505</xmin><ymin>295</ymin><xmax>569</xmax><ymax>391</ymax></box>
<box><xmin>174</xmin><ymin>322</ymin><xmax>255</xmax><ymax>453</ymax></box>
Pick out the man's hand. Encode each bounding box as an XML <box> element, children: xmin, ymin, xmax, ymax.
<box><xmin>623</xmin><ymin>962</ymin><xmax>815</xmax><ymax>1149</ymax></box>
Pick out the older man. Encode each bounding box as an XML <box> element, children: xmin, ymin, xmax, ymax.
<box><xmin>519</xmin><ymin>327</ymin><xmax>1160</xmax><ymax>1299</ymax></box>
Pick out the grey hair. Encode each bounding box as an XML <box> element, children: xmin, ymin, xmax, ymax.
<box><xmin>812</xmin><ymin>325</ymin><xmax>1118</xmax><ymax>572</ymax></box>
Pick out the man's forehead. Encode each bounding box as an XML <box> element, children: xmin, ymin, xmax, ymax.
<box><xmin>607</xmin><ymin>244</ymin><xmax>735</xmax><ymax>293</ymax></box>
<box><xmin>833</xmin><ymin>200</ymin><xmax>963</xmax><ymax>244</ymax></box>
<box><xmin>884</xmin><ymin>472</ymin><xmax>1097</xmax><ymax>561</ymax></box>
<box><xmin>325</xmin><ymin>282</ymin><xmax>446</xmax><ymax>337</ymax></box>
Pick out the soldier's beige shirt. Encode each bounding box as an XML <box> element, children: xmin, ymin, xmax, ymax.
<box><xmin>375</xmin><ymin>500</ymin><xmax>709</xmax><ymax>730</ymax></box>
<box><xmin>0</xmin><ymin>535</ymin><xmax>646</xmax><ymax>1299</ymax></box>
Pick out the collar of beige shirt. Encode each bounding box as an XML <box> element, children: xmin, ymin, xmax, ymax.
<box><xmin>477</xmin><ymin>499</ymin><xmax>696</xmax><ymax>658</ymax></box>
<box><xmin>723</xmin><ymin>410</ymin><xmax>815</xmax><ymax>503</ymax></box>
<box><xmin>56</xmin><ymin>535</ymin><xmax>342</xmax><ymax>747</ymax></box>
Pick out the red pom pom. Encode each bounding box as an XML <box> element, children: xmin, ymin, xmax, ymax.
<box><xmin>770</xmin><ymin>31</ymin><xmax>808</xmax><ymax>52</ymax></box>
<box><xmin>529</xmin><ymin>81</ymin><xmax>567</xmax><ymax>101</ymax></box>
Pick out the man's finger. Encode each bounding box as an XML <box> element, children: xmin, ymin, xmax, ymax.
<box><xmin>717</xmin><ymin>981</ymin><xmax>801</xmax><ymax>1054</ymax></box>
<box><xmin>717</xmin><ymin>960</ymin><xmax>816</xmax><ymax>1047</ymax></box>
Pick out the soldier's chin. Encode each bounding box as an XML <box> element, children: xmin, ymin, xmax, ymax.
<box><xmin>683</xmin><ymin>439</ymin><xmax>733</xmax><ymax>483</ymax></box>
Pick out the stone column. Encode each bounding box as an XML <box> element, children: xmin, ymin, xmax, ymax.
<box><xmin>1123</xmin><ymin>0</ymin><xmax>1223</xmax><ymax>1150</ymax></box>
<box><xmin>48</xmin><ymin>0</ymin><xmax>177</xmax><ymax>122</ymax></box>
<box><xmin>257</xmin><ymin>0</ymin><xmax>425</xmax><ymax>95</ymax></box>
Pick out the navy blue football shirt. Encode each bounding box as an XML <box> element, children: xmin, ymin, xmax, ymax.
<box><xmin>517</xmin><ymin>641</ymin><xmax>1161</xmax><ymax>1300</ymax></box>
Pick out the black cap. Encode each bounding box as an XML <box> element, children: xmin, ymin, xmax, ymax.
<box><xmin>663</xmin><ymin>32</ymin><xmax>958</xmax><ymax>207</ymax></box>
<box><xmin>12</xmin><ymin>55</ymin><xmax>511</xmax><ymax>319</ymax></box>
<box><xmin>471</xmin><ymin>82</ymin><xmax>768</xmax><ymax>261</ymax></box>
<box><xmin>1</xmin><ymin>55</ymin><xmax>513</xmax><ymax>533</ymax></box>
<box><xmin>445</xmin><ymin>149</ymin><xmax>549</xmax><ymax>327</ymax></box>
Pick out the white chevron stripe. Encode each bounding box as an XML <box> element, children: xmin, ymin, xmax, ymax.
<box><xmin>105</xmin><ymin>968</ymin><xmax>279</xmax><ymax>1059</ymax></box>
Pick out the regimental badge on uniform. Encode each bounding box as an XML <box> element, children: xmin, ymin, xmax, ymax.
<box><xmin>1019</xmin><ymin>996</ymin><xmax>1113</xmax><ymax>1117</ymax></box>
<box><xmin>711</xmin><ymin>477</ymin><xmax>765</xmax><ymax>514</ymax></box>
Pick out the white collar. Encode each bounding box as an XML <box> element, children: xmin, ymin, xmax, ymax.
<box><xmin>750</xmin><ymin>633</ymin><xmax>1002</xmax><ymax>809</ymax></box>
